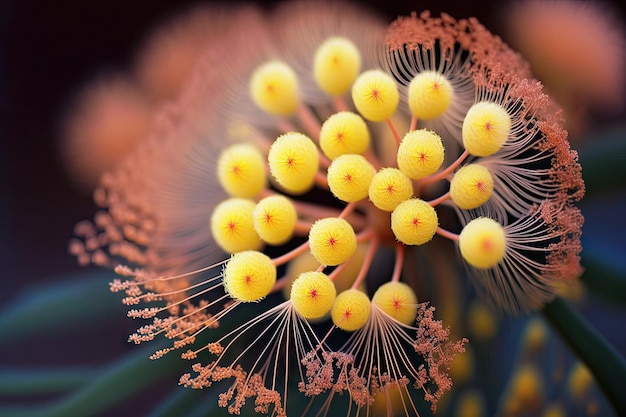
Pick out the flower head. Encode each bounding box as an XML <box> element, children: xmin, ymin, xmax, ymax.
<box><xmin>71</xmin><ymin>2</ymin><xmax>584</xmax><ymax>416</ymax></box>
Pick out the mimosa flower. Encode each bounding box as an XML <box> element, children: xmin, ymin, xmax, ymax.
<box><xmin>71</xmin><ymin>2</ymin><xmax>584</xmax><ymax>416</ymax></box>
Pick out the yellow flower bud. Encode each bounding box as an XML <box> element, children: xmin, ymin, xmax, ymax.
<box><xmin>327</xmin><ymin>154</ymin><xmax>376</xmax><ymax>202</ymax></box>
<box><xmin>391</xmin><ymin>198</ymin><xmax>438</xmax><ymax>245</ymax></box>
<box><xmin>313</xmin><ymin>37</ymin><xmax>361</xmax><ymax>96</ymax></box>
<box><xmin>268</xmin><ymin>132</ymin><xmax>319</xmax><ymax>194</ymax></box>
<box><xmin>319</xmin><ymin>111</ymin><xmax>370</xmax><ymax>160</ymax></box>
<box><xmin>351</xmin><ymin>69</ymin><xmax>399</xmax><ymax>122</ymax></box>
<box><xmin>331</xmin><ymin>289</ymin><xmax>371</xmax><ymax>331</ymax></box>
<box><xmin>223</xmin><ymin>251</ymin><xmax>276</xmax><ymax>302</ymax></box>
<box><xmin>372</xmin><ymin>281</ymin><xmax>418</xmax><ymax>325</ymax></box>
<box><xmin>309</xmin><ymin>217</ymin><xmax>357</xmax><ymax>266</ymax></box>
<box><xmin>450</xmin><ymin>164</ymin><xmax>494</xmax><ymax>209</ymax></box>
<box><xmin>217</xmin><ymin>143</ymin><xmax>266</xmax><ymax>198</ymax></box>
<box><xmin>397</xmin><ymin>129</ymin><xmax>445</xmax><ymax>179</ymax></box>
<box><xmin>249</xmin><ymin>61</ymin><xmax>298</xmax><ymax>116</ymax></box>
<box><xmin>253</xmin><ymin>195</ymin><xmax>297</xmax><ymax>245</ymax></box>
<box><xmin>210</xmin><ymin>198</ymin><xmax>262</xmax><ymax>253</ymax></box>
<box><xmin>462</xmin><ymin>102</ymin><xmax>511</xmax><ymax>156</ymax></box>
<box><xmin>459</xmin><ymin>217</ymin><xmax>506</xmax><ymax>269</ymax></box>
<box><xmin>408</xmin><ymin>71</ymin><xmax>454</xmax><ymax>120</ymax></box>
<box><xmin>368</xmin><ymin>168</ymin><xmax>413</xmax><ymax>212</ymax></box>
<box><xmin>290</xmin><ymin>271</ymin><xmax>336</xmax><ymax>319</ymax></box>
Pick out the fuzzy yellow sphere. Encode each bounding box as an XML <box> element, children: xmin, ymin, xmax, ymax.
<box><xmin>268</xmin><ymin>132</ymin><xmax>319</xmax><ymax>194</ymax></box>
<box><xmin>368</xmin><ymin>168</ymin><xmax>414</xmax><ymax>212</ymax></box>
<box><xmin>253</xmin><ymin>195</ymin><xmax>297</xmax><ymax>245</ymax></box>
<box><xmin>397</xmin><ymin>129</ymin><xmax>445</xmax><ymax>179</ymax></box>
<box><xmin>459</xmin><ymin>217</ymin><xmax>506</xmax><ymax>269</ymax></box>
<box><xmin>217</xmin><ymin>143</ymin><xmax>267</xmax><ymax>198</ymax></box>
<box><xmin>391</xmin><ymin>198</ymin><xmax>438</xmax><ymax>245</ymax></box>
<box><xmin>450</xmin><ymin>164</ymin><xmax>494</xmax><ymax>209</ymax></box>
<box><xmin>210</xmin><ymin>198</ymin><xmax>262</xmax><ymax>253</ymax></box>
<box><xmin>250</xmin><ymin>61</ymin><xmax>298</xmax><ymax>116</ymax></box>
<box><xmin>408</xmin><ymin>71</ymin><xmax>454</xmax><ymax>120</ymax></box>
<box><xmin>291</xmin><ymin>271</ymin><xmax>336</xmax><ymax>319</ymax></box>
<box><xmin>309</xmin><ymin>217</ymin><xmax>357</xmax><ymax>266</ymax></box>
<box><xmin>223</xmin><ymin>251</ymin><xmax>276</xmax><ymax>302</ymax></box>
<box><xmin>331</xmin><ymin>289</ymin><xmax>371</xmax><ymax>331</ymax></box>
<box><xmin>351</xmin><ymin>70</ymin><xmax>399</xmax><ymax>122</ymax></box>
<box><xmin>372</xmin><ymin>281</ymin><xmax>418</xmax><ymax>325</ymax></box>
<box><xmin>327</xmin><ymin>154</ymin><xmax>376</xmax><ymax>202</ymax></box>
<box><xmin>313</xmin><ymin>37</ymin><xmax>361</xmax><ymax>96</ymax></box>
<box><xmin>462</xmin><ymin>102</ymin><xmax>511</xmax><ymax>157</ymax></box>
<box><xmin>319</xmin><ymin>111</ymin><xmax>370</xmax><ymax>160</ymax></box>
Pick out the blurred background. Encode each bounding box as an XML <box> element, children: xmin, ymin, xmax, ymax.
<box><xmin>1</xmin><ymin>0</ymin><xmax>625</xmax><ymax>416</ymax></box>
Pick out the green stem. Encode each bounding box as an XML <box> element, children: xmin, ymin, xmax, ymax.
<box><xmin>542</xmin><ymin>296</ymin><xmax>626</xmax><ymax>415</ymax></box>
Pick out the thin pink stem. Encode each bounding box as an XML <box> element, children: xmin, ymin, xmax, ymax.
<box><xmin>386</xmin><ymin>118</ymin><xmax>403</xmax><ymax>146</ymax></box>
<box><xmin>293</xmin><ymin>220</ymin><xmax>313</xmax><ymax>235</ymax></box>
<box><xmin>297</xmin><ymin>104</ymin><xmax>321</xmax><ymax>139</ymax></box>
<box><xmin>436</xmin><ymin>226</ymin><xmax>459</xmax><ymax>241</ymax></box>
<box><xmin>272</xmin><ymin>240</ymin><xmax>311</xmax><ymax>266</ymax></box>
<box><xmin>328</xmin><ymin>260</ymin><xmax>351</xmax><ymax>282</ymax></box>
<box><xmin>338</xmin><ymin>201</ymin><xmax>357</xmax><ymax>219</ymax></box>
<box><xmin>334</xmin><ymin>96</ymin><xmax>348</xmax><ymax>112</ymax></box>
<box><xmin>428</xmin><ymin>192</ymin><xmax>450</xmax><ymax>207</ymax></box>
<box><xmin>350</xmin><ymin>236</ymin><xmax>379</xmax><ymax>290</ymax></box>
<box><xmin>363</xmin><ymin>148</ymin><xmax>381</xmax><ymax>170</ymax></box>
<box><xmin>419</xmin><ymin>149</ymin><xmax>469</xmax><ymax>187</ymax></box>
<box><xmin>409</xmin><ymin>115</ymin><xmax>418</xmax><ymax>132</ymax></box>
<box><xmin>272</xmin><ymin>274</ymin><xmax>291</xmax><ymax>292</ymax></box>
<box><xmin>315</xmin><ymin>171</ymin><xmax>329</xmax><ymax>188</ymax></box>
<box><xmin>391</xmin><ymin>243</ymin><xmax>405</xmax><ymax>282</ymax></box>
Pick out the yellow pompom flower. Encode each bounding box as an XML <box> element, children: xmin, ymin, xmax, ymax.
<box><xmin>408</xmin><ymin>71</ymin><xmax>454</xmax><ymax>120</ymax></box>
<box><xmin>396</xmin><ymin>129</ymin><xmax>445</xmax><ymax>179</ymax></box>
<box><xmin>462</xmin><ymin>102</ymin><xmax>511</xmax><ymax>156</ymax></box>
<box><xmin>327</xmin><ymin>154</ymin><xmax>376</xmax><ymax>202</ymax></box>
<box><xmin>391</xmin><ymin>198</ymin><xmax>438</xmax><ymax>245</ymax></box>
<box><xmin>372</xmin><ymin>281</ymin><xmax>418</xmax><ymax>325</ymax></box>
<box><xmin>351</xmin><ymin>69</ymin><xmax>399</xmax><ymax>122</ymax></box>
<box><xmin>319</xmin><ymin>111</ymin><xmax>370</xmax><ymax>160</ymax></box>
<box><xmin>268</xmin><ymin>132</ymin><xmax>319</xmax><ymax>194</ymax></box>
<box><xmin>290</xmin><ymin>271</ymin><xmax>336</xmax><ymax>319</ymax></box>
<box><xmin>331</xmin><ymin>289</ymin><xmax>371</xmax><ymax>331</ymax></box>
<box><xmin>450</xmin><ymin>164</ymin><xmax>494</xmax><ymax>209</ymax></box>
<box><xmin>459</xmin><ymin>217</ymin><xmax>506</xmax><ymax>269</ymax></box>
<box><xmin>253</xmin><ymin>195</ymin><xmax>297</xmax><ymax>245</ymax></box>
<box><xmin>249</xmin><ymin>60</ymin><xmax>299</xmax><ymax>116</ymax></box>
<box><xmin>223</xmin><ymin>251</ymin><xmax>276</xmax><ymax>302</ymax></box>
<box><xmin>309</xmin><ymin>217</ymin><xmax>357</xmax><ymax>266</ymax></box>
<box><xmin>368</xmin><ymin>167</ymin><xmax>414</xmax><ymax>212</ymax></box>
<box><xmin>314</xmin><ymin>37</ymin><xmax>361</xmax><ymax>96</ymax></box>
<box><xmin>210</xmin><ymin>198</ymin><xmax>262</xmax><ymax>254</ymax></box>
<box><xmin>217</xmin><ymin>143</ymin><xmax>267</xmax><ymax>198</ymax></box>
<box><xmin>568</xmin><ymin>362</ymin><xmax>594</xmax><ymax>400</ymax></box>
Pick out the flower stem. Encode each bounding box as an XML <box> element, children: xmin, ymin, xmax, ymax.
<box><xmin>419</xmin><ymin>149</ymin><xmax>469</xmax><ymax>187</ymax></box>
<box><xmin>386</xmin><ymin>118</ymin><xmax>402</xmax><ymax>146</ymax></box>
<box><xmin>391</xmin><ymin>243</ymin><xmax>405</xmax><ymax>282</ymax></box>
<box><xmin>436</xmin><ymin>227</ymin><xmax>459</xmax><ymax>241</ymax></box>
<box><xmin>542</xmin><ymin>296</ymin><xmax>626</xmax><ymax>416</ymax></box>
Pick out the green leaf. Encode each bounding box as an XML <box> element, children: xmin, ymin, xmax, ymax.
<box><xmin>0</xmin><ymin>271</ymin><xmax>121</xmax><ymax>344</ymax></box>
<box><xmin>577</xmin><ymin>126</ymin><xmax>626</xmax><ymax>197</ymax></box>
<box><xmin>0</xmin><ymin>367</ymin><xmax>99</xmax><ymax>395</ymax></box>
<box><xmin>0</xmin><ymin>341</ymin><xmax>183</xmax><ymax>417</ymax></box>
<box><xmin>542</xmin><ymin>296</ymin><xmax>626</xmax><ymax>416</ymax></box>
